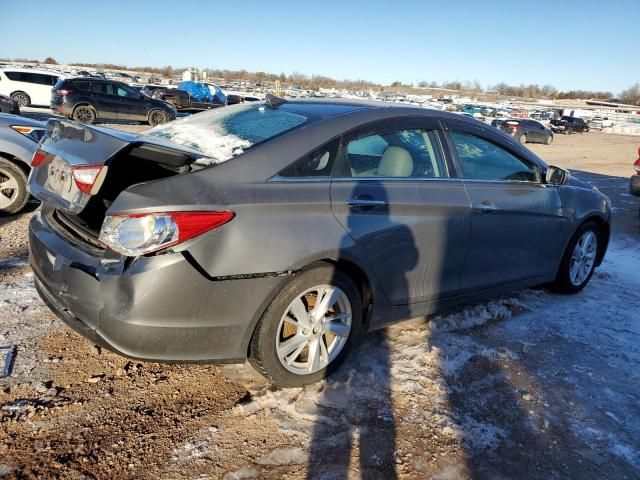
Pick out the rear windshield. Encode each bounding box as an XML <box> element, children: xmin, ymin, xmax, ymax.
<box><xmin>147</xmin><ymin>104</ymin><xmax>308</xmax><ymax>164</ymax></box>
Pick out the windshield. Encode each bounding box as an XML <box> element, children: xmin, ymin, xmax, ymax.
<box><xmin>146</xmin><ymin>104</ymin><xmax>308</xmax><ymax>164</ymax></box>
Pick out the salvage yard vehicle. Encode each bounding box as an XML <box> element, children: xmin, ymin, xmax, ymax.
<box><xmin>499</xmin><ymin>119</ymin><xmax>554</xmax><ymax>145</ymax></box>
<box><xmin>0</xmin><ymin>114</ymin><xmax>45</xmax><ymax>213</ymax></box>
<box><xmin>141</xmin><ymin>84</ymin><xmax>226</xmax><ymax>112</ymax></box>
<box><xmin>27</xmin><ymin>99</ymin><xmax>611</xmax><ymax>386</ymax></box>
<box><xmin>0</xmin><ymin>94</ymin><xmax>20</xmax><ymax>115</ymax></box>
<box><xmin>589</xmin><ymin>116</ymin><xmax>615</xmax><ymax>130</ymax></box>
<box><xmin>631</xmin><ymin>147</ymin><xmax>640</xmax><ymax>197</ymax></box>
<box><xmin>0</xmin><ymin>68</ymin><xmax>61</xmax><ymax>107</ymax></box>
<box><xmin>51</xmin><ymin>78</ymin><xmax>177</xmax><ymax>126</ymax></box>
<box><xmin>550</xmin><ymin>116</ymin><xmax>590</xmax><ymax>134</ymax></box>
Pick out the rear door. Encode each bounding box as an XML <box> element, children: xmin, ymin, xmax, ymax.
<box><xmin>443</xmin><ymin>121</ymin><xmax>563</xmax><ymax>290</ymax></box>
<box><xmin>330</xmin><ymin>118</ymin><xmax>471</xmax><ymax>311</ymax></box>
<box><xmin>89</xmin><ymin>82</ymin><xmax>121</xmax><ymax>119</ymax></box>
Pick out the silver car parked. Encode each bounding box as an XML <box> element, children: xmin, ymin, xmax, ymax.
<box><xmin>27</xmin><ymin>99</ymin><xmax>611</xmax><ymax>386</ymax></box>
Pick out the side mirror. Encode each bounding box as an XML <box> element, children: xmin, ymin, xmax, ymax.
<box><xmin>545</xmin><ymin>165</ymin><xmax>570</xmax><ymax>185</ymax></box>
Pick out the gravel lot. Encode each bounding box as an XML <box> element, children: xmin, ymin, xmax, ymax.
<box><xmin>1</xmin><ymin>115</ymin><xmax>639</xmax><ymax>479</ymax></box>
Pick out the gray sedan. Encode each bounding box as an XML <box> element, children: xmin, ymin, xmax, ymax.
<box><xmin>0</xmin><ymin>113</ymin><xmax>46</xmax><ymax>214</ymax></box>
<box><xmin>27</xmin><ymin>99</ymin><xmax>611</xmax><ymax>386</ymax></box>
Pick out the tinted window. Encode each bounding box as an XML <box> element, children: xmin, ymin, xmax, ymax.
<box><xmin>450</xmin><ymin>131</ymin><xmax>539</xmax><ymax>182</ymax></box>
<box><xmin>343</xmin><ymin>129</ymin><xmax>447</xmax><ymax>178</ymax></box>
<box><xmin>116</xmin><ymin>85</ymin><xmax>138</xmax><ymax>97</ymax></box>
<box><xmin>73</xmin><ymin>80</ymin><xmax>90</xmax><ymax>91</ymax></box>
<box><xmin>5</xmin><ymin>71</ymin><xmax>23</xmax><ymax>81</ymax></box>
<box><xmin>279</xmin><ymin>139</ymin><xmax>339</xmax><ymax>178</ymax></box>
<box><xmin>90</xmin><ymin>82</ymin><xmax>115</xmax><ymax>95</ymax></box>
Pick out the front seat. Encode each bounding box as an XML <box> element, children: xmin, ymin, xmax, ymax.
<box><xmin>377</xmin><ymin>146</ymin><xmax>413</xmax><ymax>177</ymax></box>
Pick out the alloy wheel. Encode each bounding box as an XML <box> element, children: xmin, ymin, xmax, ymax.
<box><xmin>75</xmin><ymin>107</ymin><xmax>94</xmax><ymax>123</ymax></box>
<box><xmin>569</xmin><ymin>231</ymin><xmax>597</xmax><ymax>286</ymax></box>
<box><xmin>275</xmin><ymin>285</ymin><xmax>352</xmax><ymax>375</ymax></box>
<box><xmin>12</xmin><ymin>93</ymin><xmax>28</xmax><ymax>107</ymax></box>
<box><xmin>0</xmin><ymin>168</ymin><xmax>19</xmax><ymax>210</ymax></box>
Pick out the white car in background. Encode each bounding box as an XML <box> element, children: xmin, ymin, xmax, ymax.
<box><xmin>589</xmin><ymin>116</ymin><xmax>615</xmax><ymax>130</ymax></box>
<box><xmin>0</xmin><ymin>68</ymin><xmax>62</xmax><ymax>107</ymax></box>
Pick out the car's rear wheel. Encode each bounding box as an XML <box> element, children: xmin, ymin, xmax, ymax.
<box><xmin>545</xmin><ymin>135</ymin><xmax>553</xmax><ymax>145</ymax></box>
<box><xmin>0</xmin><ymin>158</ymin><xmax>28</xmax><ymax>215</ymax></box>
<box><xmin>249</xmin><ymin>264</ymin><xmax>362</xmax><ymax>387</ymax></box>
<box><xmin>565</xmin><ymin>127</ymin><xmax>573</xmax><ymax>135</ymax></box>
<box><xmin>72</xmin><ymin>105</ymin><xmax>96</xmax><ymax>124</ymax></box>
<box><xmin>550</xmin><ymin>222</ymin><xmax>599</xmax><ymax>293</ymax></box>
<box><xmin>148</xmin><ymin>109</ymin><xmax>169</xmax><ymax>127</ymax></box>
<box><xmin>10</xmin><ymin>92</ymin><xmax>30</xmax><ymax>107</ymax></box>
<box><xmin>519</xmin><ymin>133</ymin><xmax>527</xmax><ymax>144</ymax></box>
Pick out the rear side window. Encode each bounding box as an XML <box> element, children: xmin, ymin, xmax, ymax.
<box><xmin>450</xmin><ymin>131</ymin><xmax>539</xmax><ymax>182</ymax></box>
<box><xmin>278</xmin><ymin>139</ymin><xmax>339</xmax><ymax>178</ymax></box>
<box><xmin>5</xmin><ymin>71</ymin><xmax>24</xmax><ymax>81</ymax></box>
<box><xmin>73</xmin><ymin>81</ymin><xmax>90</xmax><ymax>91</ymax></box>
<box><xmin>90</xmin><ymin>82</ymin><xmax>115</xmax><ymax>95</ymax></box>
<box><xmin>343</xmin><ymin>129</ymin><xmax>447</xmax><ymax>179</ymax></box>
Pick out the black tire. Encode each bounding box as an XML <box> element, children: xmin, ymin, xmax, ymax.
<box><xmin>249</xmin><ymin>264</ymin><xmax>362</xmax><ymax>387</ymax></box>
<box><xmin>148</xmin><ymin>109</ymin><xmax>169</xmax><ymax>127</ymax></box>
<box><xmin>565</xmin><ymin>127</ymin><xmax>573</xmax><ymax>135</ymax></box>
<box><xmin>545</xmin><ymin>135</ymin><xmax>553</xmax><ymax>145</ymax></box>
<box><xmin>0</xmin><ymin>158</ymin><xmax>29</xmax><ymax>215</ymax></box>
<box><xmin>549</xmin><ymin>221</ymin><xmax>600</xmax><ymax>294</ymax></box>
<box><xmin>10</xmin><ymin>91</ymin><xmax>30</xmax><ymax>108</ymax></box>
<box><xmin>518</xmin><ymin>133</ymin><xmax>527</xmax><ymax>144</ymax></box>
<box><xmin>72</xmin><ymin>105</ymin><xmax>96</xmax><ymax>124</ymax></box>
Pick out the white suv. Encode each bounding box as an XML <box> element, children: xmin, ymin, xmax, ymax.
<box><xmin>0</xmin><ymin>68</ymin><xmax>61</xmax><ymax>107</ymax></box>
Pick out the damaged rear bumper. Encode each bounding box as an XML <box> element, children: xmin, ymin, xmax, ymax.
<box><xmin>29</xmin><ymin>208</ymin><xmax>286</xmax><ymax>363</ymax></box>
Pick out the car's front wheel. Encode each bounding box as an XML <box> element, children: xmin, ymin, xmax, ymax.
<box><xmin>249</xmin><ymin>264</ymin><xmax>362</xmax><ymax>387</ymax></box>
<box><xmin>518</xmin><ymin>133</ymin><xmax>527</xmax><ymax>144</ymax></box>
<box><xmin>545</xmin><ymin>135</ymin><xmax>553</xmax><ymax>145</ymax></box>
<box><xmin>0</xmin><ymin>158</ymin><xmax>28</xmax><ymax>215</ymax></box>
<box><xmin>550</xmin><ymin>222</ymin><xmax>599</xmax><ymax>293</ymax></box>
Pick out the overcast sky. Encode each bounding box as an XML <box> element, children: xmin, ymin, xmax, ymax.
<box><xmin>3</xmin><ymin>0</ymin><xmax>638</xmax><ymax>93</ymax></box>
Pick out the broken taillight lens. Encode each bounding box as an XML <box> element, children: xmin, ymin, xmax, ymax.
<box><xmin>71</xmin><ymin>165</ymin><xmax>106</xmax><ymax>195</ymax></box>
<box><xmin>634</xmin><ymin>158</ymin><xmax>640</xmax><ymax>174</ymax></box>
<box><xmin>99</xmin><ymin>211</ymin><xmax>234</xmax><ymax>256</ymax></box>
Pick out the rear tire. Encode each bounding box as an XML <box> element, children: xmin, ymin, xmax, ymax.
<box><xmin>549</xmin><ymin>222</ymin><xmax>599</xmax><ymax>294</ymax></box>
<box><xmin>0</xmin><ymin>158</ymin><xmax>28</xmax><ymax>215</ymax></box>
<box><xmin>249</xmin><ymin>264</ymin><xmax>362</xmax><ymax>387</ymax></box>
<box><xmin>148</xmin><ymin>109</ymin><xmax>169</xmax><ymax>127</ymax></box>
<box><xmin>518</xmin><ymin>134</ymin><xmax>527</xmax><ymax>144</ymax></box>
<box><xmin>72</xmin><ymin>105</ymin><xmax>96</xmax><ymax>124</ymax></box>
<box><xmin>10</xmin><ymin>92</ymin><xmax>30</xmax><ymax>107</ymax></box>
<box><xmin>565</xmin><ymin>127</ymin><xmax>573</xmax><ymax>135</ymax></box>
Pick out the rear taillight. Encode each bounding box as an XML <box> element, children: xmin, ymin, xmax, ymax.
<box><xmin>634</xmin><ymin>158</ymin><xmax>640</xmax><ymax>173</ymax></box>
<box><xmin>71</xmin><ymin>165</ymin><xmax>106</xmax><ymax>195</ymax></box>
<box><xmin>31</xmin><ymin>148</ymin><xmax>54</xmax><ymax>167</ymax></box>
<box><xmin>99</xmin><ymin>211</ymin><xmax>234</xmax><ymax>256</ymax></box>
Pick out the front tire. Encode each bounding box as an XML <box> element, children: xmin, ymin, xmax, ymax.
<box><xmin>549</xmin><ymin>222</ymin><xmax>599</xmax><ymax>293</ymax></box>
<box><xmin>518</xmin><ymin>133</ymin><xmax>527</xmax><ymax>144</ymax></box>
<box><xmin>249</xmin><ymin>264</ymin><xmax>362</xmax><ymax>387</ymax></box>
<box><xmin>10</xmin><ymin>92</ymin><xmax>30</xmax><ymax>107</ymax></box>
<box><xmin>545</xmin><ymin>135</ymin><xmax>553</xmax><ymax>145</ymax></box>
<box><xmin>0</xmin><ymin>158</ymin><xmax>28</xmax><ymax>215</ymax></box>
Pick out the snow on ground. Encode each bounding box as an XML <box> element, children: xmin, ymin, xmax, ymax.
<box><xmin>175</xmin><ymin>239</ymin><xmax>640</xmax><ymax>477</ymax></box>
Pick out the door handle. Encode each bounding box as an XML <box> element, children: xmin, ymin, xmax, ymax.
<box><xmin>474</xmin><ymin>201</ymin><xmax>499</xmax><ymax>212</ymax></box>
<box><xmin>346</xmin><ymin>198</ymin><xmax>387</xmax><ymax>208</ymax></box>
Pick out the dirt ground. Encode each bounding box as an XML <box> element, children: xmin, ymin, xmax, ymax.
<box><xmin>1</xmin><ymin>121</ymin><xmax>639</xmax><ymax>479</ymax></box>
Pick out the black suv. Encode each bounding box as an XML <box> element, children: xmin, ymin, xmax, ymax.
<box><xmin>494</xmin><ymin>119</ymin><xmax>554</xmax><ymax>145</ymax></box>
<box><xmin>51</xmin><ymin>78</ymin><xmax>176</xmax><ymax>126</ymax></box>
<box><xmin>550</xmin><ymin>116</ymin><xmax>590</xmax><ymax>134</ymax></box>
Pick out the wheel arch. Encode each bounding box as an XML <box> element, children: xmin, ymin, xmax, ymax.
<box><xmin>581</xmin><ymin>214</ymin><xmax>610</xmax><ymax>266</ymax></box>
<box><xmin>0</xmin><ymin>152</ymin><xmax>31</xmax><ymax>176</ymax></box>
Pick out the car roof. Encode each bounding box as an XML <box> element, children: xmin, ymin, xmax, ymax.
<box><xmin>0</xmin><ymin>67</ymin><xmax>62</xmax><ymax>75</ymax></box>
<box><xmin>0</xmin><ymin>113</ymin><xmax>47</xmax><ymax>128</ymax></box>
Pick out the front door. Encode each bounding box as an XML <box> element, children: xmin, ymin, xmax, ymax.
<box><xmin>330</xmin><ymin>120</ymin><xmax>471</xmax><ymax>310</ymax></box>
<box><xmin>114</xmin><ymin>83</ymin><xmax>148</xmax><ymax>121</ymax></box>
<box><xmin>445</xmin><ymin>123</ymin><xmax>563</xmax><ymax>290</ymax></box>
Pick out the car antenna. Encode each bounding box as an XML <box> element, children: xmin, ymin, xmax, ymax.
<box><xmin>265</xmin><ymin>93</ymin><xmax>287</xmax><ymax>108</ymax></box>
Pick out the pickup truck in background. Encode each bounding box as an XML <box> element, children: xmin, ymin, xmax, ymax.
<box><xmin>589</xmin><ymin>116</ymin><xmax>615</xmax><ymax>130</ymax></box>
<box><xmin>550</xmin><ymin>116</ymin><xmax>590</xmax><ymax>134</ymax></box>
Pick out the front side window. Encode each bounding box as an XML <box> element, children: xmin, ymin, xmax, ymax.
<box><xmin>343</xmin><ymin>129</ymin><xmax>447</xmax><ymax>179</ymax></box>
<box><xmin>450</xmin><ymin>131</ymin><xmax>539</xmax><ymax>182</ymax></box>
<box><xmin>116</xmin><ymin>85</ymin><xmax>137</xmax><ymax>97</ymax></box>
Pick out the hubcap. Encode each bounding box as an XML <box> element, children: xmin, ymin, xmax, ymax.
<box><xmin>13</xmin><ymin>94</ymin><xmax>27</xmax><ymax>107</ymax></box>
<box><xmin>569</xmin><ymin>231</ymin><xmax>597</xmax><ymax>286</ymax></box>
<box><xmin>276</xmin><ymin>285</ymin><xmax>352</xmax><ymax>375</ymax></box>
<box><xmin>76</xmin><ymin>108</ymin><xmax>92</xmax><ymax>123</ymax></box>
<box><xmin>0</xmin><ymin>168</ymin><xmax>19</xmax><ymax>209</ymax></box>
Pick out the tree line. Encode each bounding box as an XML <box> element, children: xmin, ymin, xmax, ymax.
<box><xmin>2</xmin><ymin>57</ymin><xmax>639</xmax><ymax>105</ymax></box>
